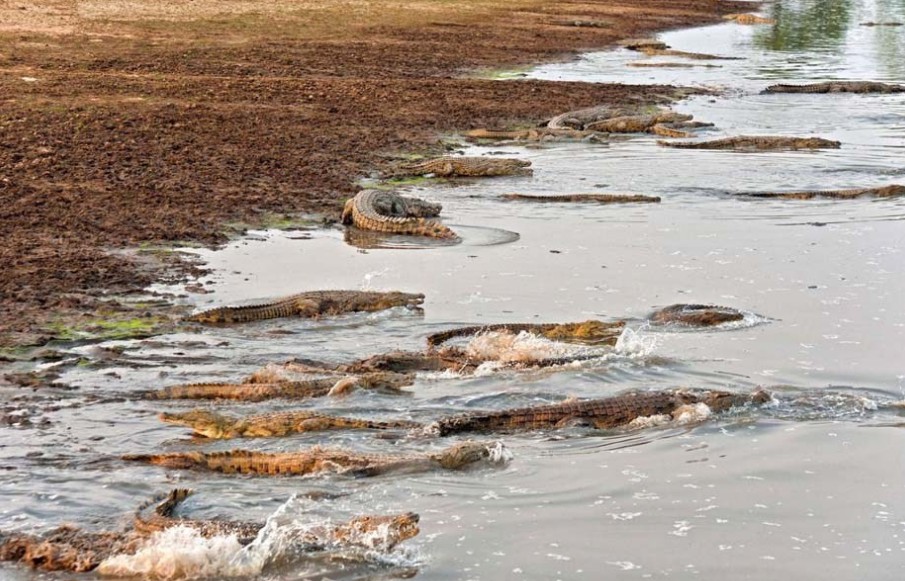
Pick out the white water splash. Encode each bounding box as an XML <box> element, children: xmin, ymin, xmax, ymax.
<box><xmin>614</xmin><ymin>325</ymin><xmax>659</xmax><ymax>357</ymax></box>
<box><xmin>486</xmin><ymin>441</ymin><xmax>514</xmax><ymax>464</ymax></box>
<box><xmin>627</xmin><ymin>402</ymin><xmax>713</xmax><ymax>430</ymax></box>
<box><xmin>360</xmin><ymin>268</ymin><xmax>390</xmax><ymax>290</ymax></box>
<box><xmin>465</xmin><ymin>331</ymin><xmax>601</xmax><ymax>363</ymax></box>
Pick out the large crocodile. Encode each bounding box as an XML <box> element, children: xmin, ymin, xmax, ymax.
<box><xmin>648</xmin><ymin>304</ymin><xmax>746</xmax><ymax>327</ymax></box>
<box><xmin>547</xmin><ymin>104</ymin><xmax>640</xmax><ymax>130</ymax></box>
<box><xmin>740</xmin><ymin>184</ymin><xmax>905</xmax><ymax>200</ymax></box>
<box><xmin>186</xmin><ymin>290</ymin><xmax>424</xmax><ymax>324</ymax></box>
<box><xmin>384</xmin><ymin>156</ymin><xmax>532</xmax><ymax>178</ymax></box>
<box><xmin>429</xmin><ymin>389</ymin><xmax>771</xmax><ymax>436</ymax></box>
<box><xmin>426</xmin><ymin>320</ymin><xmax>626</xmax><ymax>349</ymax></box>
<box><xmin>658</xmin><ymin>136</ymin><xmax>841</xmax><ymax>151</ymax></box>
<box><xmin>463</xmin><ymin>127</ymin><xmax>606</xmax><ymax>143</ymax></box>
<box><xmin>0</xmin><ymin>490</ymin><xmax>420</xmax><ymax>573</ymax></box>
<box><xmin>160</xmin><ymin>409</ymin><xmax>421</xmax><ymax>439</ymax></box>
<box><xmin>500</xmin><ymin>193</ymin><xmax>661</xmax><ymax>204</ymax></box>
<box><xmin>723</xmin><ymin>13</ymin><xmax>775</xmax><ymax>24</ymax></box>
<box><xmin>585</xmin><ymin>111</ymin><xmax>692</xmax><ymax>133</ymax></box>
<box><xmin>763</xmin><ymin>81</ymin><xmax>905</xmax><ymax>94</ymax></box>
<box><xmin>147</xmin><ymin>371</ymin><xmax>414</xmax><ymax>401</ymax></box>
<box><xmin>342</xmin><ymin>189</ymin><xmax>458</xmax><ymax>239</ymax></box>
<box><xmin>123</xmin><ymin>441</ymin><xmax>508</xmax><ymax>477</ymax></box>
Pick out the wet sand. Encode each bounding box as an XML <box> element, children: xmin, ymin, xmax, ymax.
<box><xmin>0</xmin><ymin>0</ymin><xmax>746</xmax><ymax>348</ymax></box>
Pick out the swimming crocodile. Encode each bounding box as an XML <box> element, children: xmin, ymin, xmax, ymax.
<box><xmin>658</xmin><ymin>136</ymin><xmax>841</xmax><ymax>151</ymax></box>
<box><xmin>740</xmin><ymin>184</ymin><xmax>905</xmax><ymax>200</ymax></box>
<box><xmin>763</xmin><ymin>81</ymin><xmax>905</xmax><ymax>94</ymax></box>
<box><xmin>627</xmin><ymin>62</ymin><xmax>723</xmax><ymax>69</ymax></box>
<box><xmin>160</xmin><ymin>409</ymin><xmax>421</xmax><ymax>439</ymax></box>
<box><xmin>648</xmin><ymin>304</ymin><xmax>746</xmax><ymax>327</ymax></box>
<box><xmin>122</xmin><ymin>441</ymin><xmax>508</xmax><ymax>477</ymax></box>
<box><xmin>860</xmin><ymin>21</ymin><xmax>903</xmax><ymax>26</ymax></box>
<box><xmin>723</xmin><ymin>13</ymin><xmax>775</xmax><ymax>24</ymax></box>
<box><xmin>249</xmin><ymin>348</ymin><xmax>488</xmax><ymax>377</ymax></box>
<box><xmin>638</xmin><ymin>47</ymin><xmax>744</xmax><ymax>60</ymax></box>
<box><xmin>429</xmin><ymin>389</ymin><xmax>771</xmax><ymax>436</ymax></box>
<box><xmin>186</xmin><ymin>290</ymin><xmax>425</xmax><ymax>324</ymax></box>
<box><xmin>147</xmin><ymin>371</ymin><xmax>414</xmax><ymax>401</ymax></box>
<box><xmin>618</xmin><ymin>38</ymin><xmax>670</xmax><ymax>51</ymax></box>
<box><xmin>341</xmin><ymin>190</ymin><xmax>458</xmax><ymax>239</ymax></box>
<box><xmin>500</xmin><ymin>193</ymin><xmax>661</xmax><ymax>204</ymax></box>
<box><xmin>384</xmin><ymin>156</ymin><xmax>532</xmax><ymax>178</ymax></box>
<box><xmin>0</xmin><ymin>490</ymin><xmax>420</xmax><ymax>573</ymax></box>
<box><xmin>426</xmin><ymin>320</ymin><xmax>626</xmax><ymax>349</ymax></box>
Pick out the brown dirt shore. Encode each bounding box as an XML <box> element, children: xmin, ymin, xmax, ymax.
<box><xmin>0</xmin><ymin>0</ymin><xmax>746</xmax><ymax>349</ymax></box>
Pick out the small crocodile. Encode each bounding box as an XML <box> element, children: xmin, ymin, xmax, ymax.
<box><xmin>147</xmin><ymin>371</ymin><xmax>414</xmax><ymax>401</ymax></box>
<box><xmin>658</xmin><ymin>136</ymin><xmax>841</xmax><ymax>151</ymax></box>
<box><xmin>160</xmin><ymin>409</ymin><xmax>421</xmax><ymax>439</ymax></box>
<box><xmin>429</xmin><ymin>389</ymin><xmax>770</xmax><ymax>435</ymax></box>
<box><xmin>723</xmin><ymin>13</ymin><xmax>775</xmax><ymax>24</ymax></box>
<box><xmin>618</xmin><ymin>38</ymin><xmax>670</xmax><ymax>50</ymax></box>
<box><xmin>500</xmin><ymin>193</ymin><xmax>661</xmax><ymax>204</ymax></box>
<box><xmin>638</xmin><ymin>47</ymin><xmax>744</xmax><ymax>60</ymax></box>
<box><xmin>341</xmin><ymin>189</ymin><xmax>458</xmax><ymax>239</ymax></box>
<box><xmin>763</xmin><ymin>81</ymin><xmax>905</xmax><ymax>94</ymax></box>
<box><xmin>123</xmin><ymin>441</ymin><xmax>508</xmax><ymax>477</ymax></box>
<box><xmin>649</xmin><ymin>304</ymin><xmax>746</xmax><ymax>327</ymax></box>
<box><xmin>860</xmin><ymin>21</ymin><xmax>903</xmax><ymax>26</ymax></box>
<box><xmin>384</xmin><ymin>156</ymin><xmax>532</xmax><ymax>178</ymax></box>
<box><xmin>739</xmin><ymin>184</ymin><xmax>905</xmax><ymax>200</ymax></box>
<box><xmin>186</xmin><ymin>290</ymin><xmax>425</xmax><ymax>324</ymax></box>
<box><xmin>426</xmin><ymin>320</ymin><xmax>626</xmax><ymax>349</ymax></box>
<box><xmin>627</xmin><ymin>62</ymin><xmax>722</xmax><ymax>69</ymax></box>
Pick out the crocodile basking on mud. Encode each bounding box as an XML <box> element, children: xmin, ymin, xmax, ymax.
<box><xmin>147</xmin><ymin>371</ymin><xmax>414</xmax><ymax>401</ymax></box>
<box><xmin>384</xmin><ymin>156</ymin><xmax>532</xmax><ymax>178</ymax></box>
<box><xmin>186</xmin><ymin>290</ymin><xmax>425</xmax><ymax>324</ymax></box>
<box><xmin>123</xmin><ymin>441</ymin><xmax>508</xmax><ymax>477</ymax></box>
<box><xmin>426</xmin><ymin>320</ymin><xmax>626</xmax><ymax>349</ymax></box>
<box><xmin>585</xmin><ymin>111</ymin><xmax>692</xmax><ymax>133</ymax></box>
<box><xmin>0</xmin><ymin>490</ymin><xmax>420</xmax><ymax>573</ymax></box>
<box><xmin>463</xmin><ymin>127</ymin><xmax>607</xmax><ymax>143</ymax></box>
<box><xmin>342</xmin><ymin>189</ymin><xmax>458</xmax><ymax>239</ymax></box>
<box><xmin>500</xmin><ymin>193</ymin><xmax>661</xmax><ymax>204</ymax></box>
<box><xmin>160</xmin><ymin>409</ymin><xmax>421</xmax><ymax>439</ymax></box>
<box><xmin>429</xmin><ymin>389</ymin><xmax>771</xmax><ymax>436</ymax></box>
<box><xmin>658</xmin><ymin>136</ymin><xmax>841</xmax><ymax>151</ymax></box>
<box><xmin>763</xmin><ymin>81</ymin><xmax>905</xmax><ymax>94</ymax></box>
<box><xmin>739</xmin><ymin>184</ymin><xmax>905</xmax><ymax>200</ymax></box>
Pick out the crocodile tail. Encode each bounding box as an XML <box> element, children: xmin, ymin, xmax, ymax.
<box><xmin>186</xmin><ymin>300</ymin><xmax>300</xmax><ymax>324</ymax></box>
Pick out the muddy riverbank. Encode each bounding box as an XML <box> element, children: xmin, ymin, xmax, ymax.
<box><xmin>0</xmin><ymin>0</ymin><xmax>747</xmax><ymax>348</ymax></box>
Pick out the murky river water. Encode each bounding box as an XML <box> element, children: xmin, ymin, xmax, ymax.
<box><xmin>3</xmin><ymin>0</ymin><xmax>905</xmax><ymax>579</ymax></box>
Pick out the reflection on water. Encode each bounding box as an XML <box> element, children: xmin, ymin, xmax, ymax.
<box><xmin>3</xmin><ymin>0</ymin><xmax>905</xmax><ymax>579</ymax></box>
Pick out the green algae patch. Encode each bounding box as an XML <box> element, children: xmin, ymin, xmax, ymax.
<box><xmin>46</xmin><ymin>315</ymin><xmax>172</xmax><ymax>343</ymax></box>
<box><xmin>222</xmin><ymin>212</ymin><xmax>326</xmax><ymax>236</ymax></box>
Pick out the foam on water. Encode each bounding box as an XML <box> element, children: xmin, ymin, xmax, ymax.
<box><xmin>464</xmin><ymin>330</ymin><xmax>604</xmax><ymax>363</ymax></box>
<box><xmin>614</xmin><ymin>325</ymin><xmax>659</xmax><ymax>357</ymax></box>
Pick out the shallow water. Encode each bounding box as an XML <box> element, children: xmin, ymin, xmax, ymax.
<box><xmin>3</xmin><ymin>0</ymin><xmax>905</xmax><ymax>579</ymax></box>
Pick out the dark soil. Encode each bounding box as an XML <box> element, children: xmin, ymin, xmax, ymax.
<box><xmin>0</xmin><ymin>0</ymin><xmax>746</xmax><ymax>347</ymax></box>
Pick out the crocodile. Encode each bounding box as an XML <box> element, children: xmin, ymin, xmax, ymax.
<box><xmin>160</xmin><ymin>409</ymin><xmax>421</xmax><ymax>439</ymax></box>
<box><xmin>648</xmin><ymin>304</ymin><xmax>746</xmax><ymax>327</ymax></box>
<box><xmin>463</xmin><ymin>127</ymin><xmax>606</xmax><ymax>143</ymax></box>
<box><xmin>341</xmin><ymin>190</ymin><xmax>458</xmax><ymax>239</ymax></box>
<box><xmin>585</xmin><ymin>112</ymin><xmax>692</xmax><ymax>133</ymax></box>
<box><xmin>763</xmin><ymin>81</ymin><xmax>905</xmax><ymax>94</ymax></box>
<box><xmin>500</xmin><ymin>193</ymin><xmax>661</xmax><ymax>204</ymax></box>
<box><xmin>551</xmin><ymin>19</ymin><xmax>612</xmax><ymax>29</ymax></box>
<box><xmin>638</xmin><ymin>47</ymin><xmax>744</xmax><ymax>60</ymax></box>
<box><xmin>426</xmin><ymin>320</ymin><xmax>626</xmax><ymax>349</ymax></box>
<box><xmin>658</xmin><ymin>136</ymin><xmax>841</xmax><ymax>151</ymax></box>
<box><xmin>648</xmin><ymin>124</ymin><xmax>692</xmax><ymax>138</ymax></box>
<box><xmin>860</xmin><ymin>21</ymin><xmax>903</xmax><ymax>26</ymax></box>
<box><xmin>185</xmin><ymin>290</ymin><xmax>425</xmax><ymax>324</ymax></box>
<box><xmin>618</xmin><ymin>38</ymin><xmax>670</xmax><ymax>51</ymax></box>
<box><xmin>131</xmin><ymin>488</ymin><xmax>419</xmax><ymax>552</ymax></box>
<box><xmin>627</xmin><ymin>62</ymin><xmax>722</xmax><ymax>68</ymax></box>
<box><xmin>147</xmin><ymin>371</ymin><xmax>414</xmax><ymax>401</ymax></box>
<box><xmin>0</xmin><ymin>491</ymin><xmax>419</xmax><ymax>573</ymax></box>
<box><xmin>429</xmin><ymin>389</ymin><xmax>771</xmax><ymax>436</ymax></box>
<box><xmin>122</xmin><ymin>441</ymin><xmax>508</xmax><ymax>477</ymax></box>
<box><xmin>384</xmin><ymin>156</ymin><xmax>532</xmax><ymax>178</ymax></box>
<box><xmin>546</xmin><ymin>104</ymin><xmax>640</xmax><ymax>130</ymax></box>
<box><xmin>723</xmin><ymin>13</ymin><xmax>775</xmax><ymax>24</ymax></box>
<box><xmin>739</xmin><ymin>184</ymin><xmax>905</xmax><ymax>200</ymax></box>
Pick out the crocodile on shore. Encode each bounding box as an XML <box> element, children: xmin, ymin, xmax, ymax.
<box><xmin>657</xmin><ymin>136</ymin><xmax>841</xmax><ymax>151</ymax></box>
<box><xmin>500</xmin><ymin>193</ymin><xmax>661</xmax><ymax>204</ymax></box>
<box><xmin>739</xmin><ymin>184</ymin><xmax>905</xmax><ymax>200</ymax></box>
<box><xmin>185</xmin><ymin>290</ymin><xmax>425</xmax><ymax>324</ymax></box>
<box><xmin>160</xmin><ymin>409</ymin><xmax>421</xmax><ymax>439</ymax></box>
<box><xmin>463</xmin><ymin>127</ymin><xmax>607</xmax><ymax>143</ymax></box>
<box><xmin>341</xmin><ymin>190</ymin><xmax>458</xmax><ymax>239</ymax></box>
<box><xmin>648</xmin><ymin>304</ymin><xmax>746</xmax><ymax>327</ymax></box>
<box><xmin>585</xmin><ymin>111</ymin><xmax>692</xmax><ymax>134</ymax></box>
<box><xmin>723</xmin><ymin>13</ymin><xmax>775</xmax><ymax>24</ymax></box>
<box><xmin>618</xmin><ymin>38</ymin><xmax>670</xmax><ymax>51</ymax></box>
<box><xmin>429</xmin><ymin>389</ymin><xmax>771</xmax><ymax>436</ymax></box>
<box><xmin>426</xmin><ymin>320</ymin><xmax>626</xmax><ymax>349</ymax></box>
<box><xmin>147</xmin><ymin>371</ymin><xmax>414</xmax><ymax>401</ymax></box>
<box><xmin>638</xmin><ymin>47</ymin><xmax>744</xmax><ymax>60</ymax></box>
<box><xmin>0</xmin><ymin>490</ymin><xmax>420</xmax><ymax>572</ymax></box>
<box><xmin>546</xmin><ymin>104</ymin><xmax>640</xmax><ymax>130</ymax></box>
<box><xmin>763</xmin><ymin>81</ymin><xmax>905</xmax><ymax>94</ymax></box>
<box><xmin>123</xmin><ymin>441</ymin><xmax>508</xmax><ymax>477</ymax></box>
<box><xmin>383</xmin><ymin>156</ymin><xmax>532</xmax><ymax>178</ymax></box>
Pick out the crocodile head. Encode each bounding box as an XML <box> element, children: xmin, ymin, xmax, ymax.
<box><xmin>801</xmin><ymin>137</ymin><xmax>841</xmax><ymax>149</ymax></box>
<box><xmin>341</xmin><ymin>512</ymin><xmax>421</xmax><ymax>551</ymax></box>
<box><xmin>159</xmin><ymin>410</ymin><xmax>236</xmax><ymax>439</ymax></box>
<box><xmin>547</xmin><ymin>320</ymin><xmax>625</xmax><ymax>345</ymax></box>
<box><xmin>376</xmin><ymin>292</ymin><xmax>425</xmax><ymax>312</ymax></box>
<box><xmin>649</xmin><ymin>304</ymin><xmax>745</xmax><ymax>327</ymax></box>
<box><xmin>431</xmin><ymin>441</ymin><xmax>511</xmax><ymax>469</ymax></box>
<box><xmin>678</xmin><ymin>389</ymin><xmax>772</xmax><ymax>412</ymax></box>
